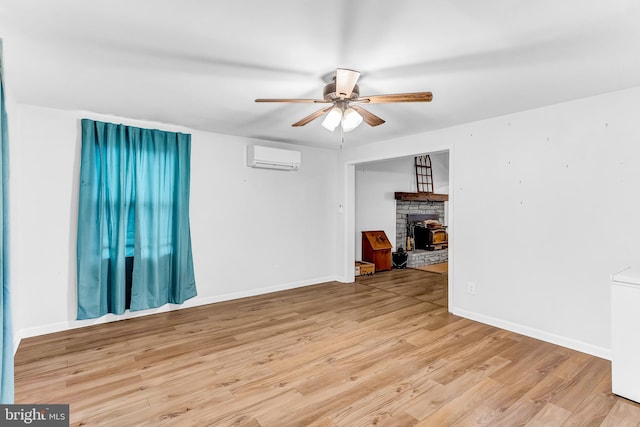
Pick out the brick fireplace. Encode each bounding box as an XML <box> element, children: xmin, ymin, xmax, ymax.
<box><xmin>395</xmin><ymin>194</ymin><xmax>448</xmax><ymax>268</ymax></box>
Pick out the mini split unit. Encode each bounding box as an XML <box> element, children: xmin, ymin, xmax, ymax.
<box><xmin>246</xmin><ymin>145</ymin><xmax>301</xmax><ymax>171</ymax></box>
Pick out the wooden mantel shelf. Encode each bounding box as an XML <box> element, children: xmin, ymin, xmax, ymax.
<box><xmin>394</xmin><ymin>192</ymin><xmax>449</xmax><ymax>202</ymax></box>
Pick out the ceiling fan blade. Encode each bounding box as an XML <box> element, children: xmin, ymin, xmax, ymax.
<box><xmin>335</xmin><ymin>68</ymin><xmax>360</xmax><ymax>99</ymax></box>
<box><xmin>350</xmin><ymin>105</ymin><xmax>385</xmax><ymax>127</ymax></box>
<box><xmin>255</xmin><ymin>98</ymin><xmax>331</xmax><ymax>103</ymax></box>
<box><xmin>292</xmin><ymin>106</ymin><xmax>334</xmax><ymax>127</ymax></box>
<box><xmin>356</xmin><ymin>92</ymin><xmax>433</xmax><ymax>104</ymax></box>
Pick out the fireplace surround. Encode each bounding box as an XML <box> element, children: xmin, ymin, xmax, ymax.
<box><xmin>395</xmin><ymin>199</ymin><xmax>448</xmax><ymax>267</ymax></box>
<box><xmin>395</xmin><ymin>202</ymin><xmax>445</xmax><ymax>250</ymax></box>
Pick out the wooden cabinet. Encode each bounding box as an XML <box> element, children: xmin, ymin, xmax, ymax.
<box><xmin>362</xmin><ymin>230</ymin><xmax>392</xmax><ymax>272</ymax></box>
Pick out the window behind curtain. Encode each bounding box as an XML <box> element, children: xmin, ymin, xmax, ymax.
<box><xmin>76</xmin><ymin>119</ymin><xmax>196</xmax><ymax>320</ymax></box>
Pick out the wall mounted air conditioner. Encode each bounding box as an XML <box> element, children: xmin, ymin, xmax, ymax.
<box><xmin>246</xmin><ymin>145</ymin><xmax>301</xmax><ymax>171</ymax></box>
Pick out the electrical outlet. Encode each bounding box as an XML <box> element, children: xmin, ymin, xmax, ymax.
<box><xmin>467</xmin><ymin>282</ymin><xmax>477</xmax><ymax>295</ymax></box>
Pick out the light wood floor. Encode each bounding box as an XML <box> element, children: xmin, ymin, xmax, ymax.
<box><xmin>15</xmin><ymin>269</ymin><xmax>640</xmax><ymax>426</ymax></box>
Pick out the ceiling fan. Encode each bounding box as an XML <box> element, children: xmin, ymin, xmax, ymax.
<box><xmin>255</xmin><ymin>68</ymin><xmax>433</xmax><ymax>133</ymax></box>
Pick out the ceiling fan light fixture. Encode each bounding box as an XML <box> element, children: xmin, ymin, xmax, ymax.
<box><xmin>341</xmin><ymin>107</ymin><xmax>363</xmax><ymax>132</ymax></box>
<box><xmin>322</xmin><ymin>107</ymin><xmax>342</xmax><ymax>131</ymax></box>
<box><xmin>255</xmin><ymin>68</ymin><xmax>432</xmax><ymax>134</ymax></box>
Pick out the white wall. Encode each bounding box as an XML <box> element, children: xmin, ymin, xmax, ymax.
<box><xmin>11</xmin><ymin>105</ymin><xmax>339</xmax><ymax>339</ymax></box>
<box><xmin>11</xmin><ymin>86</ymin><xmax>640</xmax><ymax>361</ymax></box>
<box><xmin>340</xmin><ymin>86</ymin><xmax>640</xmax><ymax>359</ymax></box>
<box><xmin>354</xmin><ymin>152</ymin><xmax>449</xmax><ymax>259</ymax></box>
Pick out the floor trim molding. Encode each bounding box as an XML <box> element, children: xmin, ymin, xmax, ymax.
<box><xmin>452</xmin><ymin>307</ymin><xmax>611</xmax><ymax>360</ymax></box>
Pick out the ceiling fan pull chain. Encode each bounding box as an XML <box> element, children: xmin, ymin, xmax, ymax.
<box><xmin>340</xmin><ymin>126</ymin><xmax>344</xmax><ymax>150</ymax></box>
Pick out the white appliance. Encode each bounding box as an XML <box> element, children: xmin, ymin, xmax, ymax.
<box><xmin>246</xmin><ymin>145</ymin><xmax>301</xmax><ymax>171</ymax></box>
<box><xmin>611</xmin><ymin>265</ymin><xmax>640</xmax><ymax>403</ymax></box>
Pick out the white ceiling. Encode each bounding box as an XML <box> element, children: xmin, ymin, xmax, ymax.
<box><xmin>1</xmin><ymin>0</ymin><xmax>640</xmax><ymax>149</ymax></box>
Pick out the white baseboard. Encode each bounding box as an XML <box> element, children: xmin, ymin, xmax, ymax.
<box><xmin>14</xmin><ymin>275</ymin><xmax>341</xmax><ymax>352</ymax></box>
<box><xmin>15</xmin><ymin>281</ymin><xmax>609</xmax><ymax>363</ymax></box>
<box><xmin>451</xmin><ymin>307</ymin><xmax>612</xmax><ymax>361</ymax></box>
<box><xmin>13</xmin><ymin>336</ymin><xmax>21</xmax><ymax>356</ymax></box>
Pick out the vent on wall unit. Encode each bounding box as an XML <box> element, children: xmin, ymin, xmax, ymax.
<box><xmin>246</xmin><ymin>145</ymin><xmax>301</xmax><ymax>171</ymax></box>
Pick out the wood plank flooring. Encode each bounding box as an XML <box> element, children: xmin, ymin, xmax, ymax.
<box><xmin>15</xmin><ymin>269</ymin><xmax>640</xmax><ymax>426</ymax></box>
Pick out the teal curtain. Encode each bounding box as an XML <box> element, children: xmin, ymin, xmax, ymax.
<box><xmin>0</xmin><ymin>39</ymin><xmax>14</xmax><ymax>404</ymax></box>
<box><xmin>77</xmin><ymin>119</ymin><xmax>196</xmax><ymax>320</ymax></box>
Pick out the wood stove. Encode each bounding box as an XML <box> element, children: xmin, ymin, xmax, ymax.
<box><xmin>407</xmin><ymin>214</ymin><xmax>448</xmax><ymax>251</ymax></box>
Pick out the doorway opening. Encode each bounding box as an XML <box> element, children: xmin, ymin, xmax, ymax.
<box><xmin>353</xmin><ymin>150</ymin><xmax>450</xmax><ymax>309</ymax></box>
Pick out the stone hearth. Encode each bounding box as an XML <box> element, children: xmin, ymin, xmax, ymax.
<box><xmin>407</xmin><ymin>249</ymin><xmax>448</xmax><ymax>268</ymax></box>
